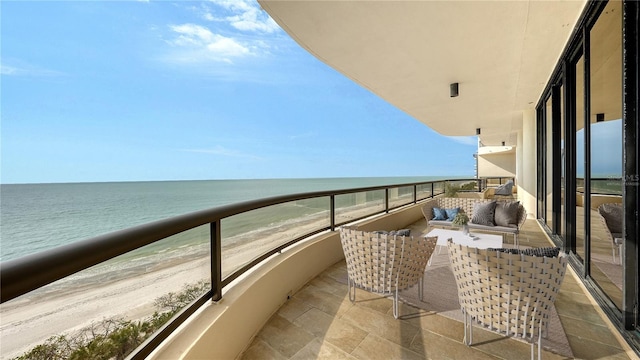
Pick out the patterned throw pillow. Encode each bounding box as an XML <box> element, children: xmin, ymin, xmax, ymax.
<box><xmin>522</xmin><ymin>247</ymin><xmax>561</xmax><ymax>257</ymax></box>
<box><xmin>494</xmin><ymin>201</ymin><xmax>520</xmax><ymax>227</ymax></box>
<box><xmin>445</xmin><ymin>208</ymin><xmax>460</xmax><ymax>221</ymax></box>
<box><xmin>487</xmin><ymin>247</ymin><xmax>520</xmax><ymax>255</ymax></box>
<box><xmin>389</xmin><ymin>229</ymin><xmax>411</xmax><ymax>236</ymax></box>
<box><xmin>488</xmin><ymin>247</ymin><xmax>561</xmax><ymax>258</ymax></box>
<box><xmin>471</xmin><ymin>201</ymin><xmax>497</xmax><ymax>226</ymax></box>
<box><xmin>432</xmin><ymin>207</ymin><xmax>448</xmax><ymax>220</ymax></box>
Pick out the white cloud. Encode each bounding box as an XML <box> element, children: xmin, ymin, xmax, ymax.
<box><xmin>447</xmin><ymin>136</ymin><xmax>478</xmax><ymax>146</ymax></box>
<box><xmin>181</xmin><ymin>146</ymin><xmax>262</xmax><ymax>160</ymax></box>
<box><xmin>168</xmin><ymin>24</ymin><xmax>252</xmax><ymax>63</ymax></box>
<box><xmin>288</xmin><ymin>132</ymin><xmax>316</xmax><ymax>140</ymax></box>
<box><xmin>1</xmin><ymin>64</ymin><xmax>20</xmax><ymax>75</ymax></box>
<box><xmin>207</xmin><ymin>0</ymin><xmax>280</xmax><ymax>33</ymax></box>
<box><xmin>0</xmin><ymin>60</ymin><xmax>64</xmax><ymax>77</ymax></box>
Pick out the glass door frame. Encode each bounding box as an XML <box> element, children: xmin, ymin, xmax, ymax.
<box><xmin>621</xmin><ymin>0</ymin><xmax>639</xmax><ymax>333</ymax></box>
<box><xmin>536</xmin><ymin>0</ymin><xmax>639</xmax><ymax>345</ymax></box>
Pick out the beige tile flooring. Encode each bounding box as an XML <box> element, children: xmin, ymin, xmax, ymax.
<box><xmin>241</xmin><ymin>219</ymin><xmax>634</xmax><ymax>360</ymax></box>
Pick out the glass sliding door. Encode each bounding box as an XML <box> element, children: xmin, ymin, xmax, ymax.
<box><xmin>574</xmin><ymin>55</ymin><xmax>586</xmax><ymax>261</ymax></box>
<box><xmin>545</xmin><ymin>96</ymin><xmax>554</xmax><ymax>231</ymax></box>
<box><xmin>537</xmin><ymin>0</ymin><xmax>639</xmax><ymax>347</ymax></box>
<box><xmin>589</xmin><ymin>0</ymin><xmax>623</xmax><ymax>309</ymax></box>
<box><xmin>559</xmin><ymin>85</ymin><xmax>565</xmax><ymax>242</ymax></box>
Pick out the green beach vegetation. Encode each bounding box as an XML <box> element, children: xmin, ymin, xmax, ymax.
<box><xmin>14</xmin><ymin>281</ymin><xmax>209</xmax><ymax>360</ymax></box>
<box><xmin>444</xmin><ymin>181</ymin><xmax>477</xmax><ymax>197</ymax></box>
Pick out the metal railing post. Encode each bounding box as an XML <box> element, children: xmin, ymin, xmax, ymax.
<box><xmin>211</xmin><ymin>220</ymin><xmax>222</xmax><ymax>301</ymax></box>
<box><xmin>330</xmin><ymin>195</ymin><xmax>336</xmax><ymax>231</ymax></box>
<box><xmin>385</xmin><ymin>188</ymin><xmax>389</xmax><ymax>213</ymax></box>
<box><xmin>413</xmin><ymin>185</ymin><xmax>417</xmax><ymax>203</ymax></box>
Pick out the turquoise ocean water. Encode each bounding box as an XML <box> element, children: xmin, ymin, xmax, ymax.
<box><xmin>0</xmin><ymin>177</ymin><xmax>447</xmax><ymax>263</ymax></box>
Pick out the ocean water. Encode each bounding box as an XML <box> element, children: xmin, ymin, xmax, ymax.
<box><xmin>0</xmin><ymin>177</ymin><xmax>447</xmax><ymax>262</ymax></box>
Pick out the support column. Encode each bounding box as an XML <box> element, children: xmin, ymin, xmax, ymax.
<box><xmin>518</xmin><ymin>109</ymin><xmax>537</xmax><ymax>218</ymax></box>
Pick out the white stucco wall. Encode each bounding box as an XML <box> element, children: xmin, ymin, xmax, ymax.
<box><xmin>478</xmin><ymin>153</ymin><xmax>516</xmax><ymax>177</ymax></box>
<box><xmin>518</xmin><ymin>109</ymin><xmax>537</xmax><ymax>218</ymax></box>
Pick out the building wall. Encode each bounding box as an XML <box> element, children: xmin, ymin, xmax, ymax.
<box><xmin>477</xmin><ymin>153</ymin><xmax>516</xmax><ymax>178</ymax></box>
<box><xmin>518</xmin><ymin>109</ymin><xmax>537</xmax><ymax>218</ymax></box>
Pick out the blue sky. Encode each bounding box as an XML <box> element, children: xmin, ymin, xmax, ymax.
<box><xmin>1</xmin><ymin>0</ymin><xmax>477</xmax><ymax>184</ymax></box>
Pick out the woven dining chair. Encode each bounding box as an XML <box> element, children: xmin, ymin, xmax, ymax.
<box><xmin>339</xmin><ymin>226</ymin><xmax>437</xmax><ymax>319</ymax></box>
<box><xmin>447</xmin><ymin>241</ymin><xmax>567</xmax><ymax>360</ymax></box>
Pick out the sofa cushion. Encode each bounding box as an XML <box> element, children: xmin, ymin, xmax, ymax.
<box><xmin>428</xmin><ymin>220</ymin><xmax>453</xmax><ymax>228</ymax></box>
<box><xmin>471</xmin><ymin>201</ymin><xmax>497</xmax><ymax>226</ymax></box>
<box><xmin>599</xmin><ymin>203</ymin><xmax>623</xmax><ymax>234</ymax></box>
<box><xmin>373</xmin><ymin>229</ymin><xmax>411</xmax><ymax>237</ymax></box>
<box><xmin>468</xmin><ymin>223</ymin><xmax>518</xmax><ymax>233</ymax></box>
<box><xmin>494</xmin><ymin>180</ymin><xmax>514</xmax><ymax>196</ymax></box>
<box><xmin>389</xmin><ymin>229</ymin><xmax>411</xmax><ymax>236</ymax></box>
<box><xmin>494</xmin><ymin>201</ymin><xmax>520</xmax><ymax>227</ymax></box>
<box><xmin>433</xmin><ymin>207</ymin><xmax>448</xmax><ymax>220</ymax></box>
<box><xmin>445</xmin><ymin>208</ymin><xmax>460</xmax><ymax>221</ymax></box>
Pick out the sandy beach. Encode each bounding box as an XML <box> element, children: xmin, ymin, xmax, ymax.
<box><xmin>0</xmin><ymin>204</ymin><xmax>377</xmax><ymax>359</ymax></box>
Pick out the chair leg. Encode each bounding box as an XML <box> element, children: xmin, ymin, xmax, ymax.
<box><xmin>393</xmin><ymin>289</ymin><xmax>399</xmax><ymax>319</ymax></box>
<box><xmin>348</xmin><ymin>278</ymin><xmax>356</xmax><ymax>303</ymax></box>
<box><xmin>618</xmin><ymin>243</ymin><xmax>623</xmax><ymax>264</ymax></box>
<box><xmin>532</xmin><ymin>323</ymin><xmax>542</xmax><ymax>360</ymax></box>
<box><xmin>463</xmin><ymin>310</ymin><xmax>473</xmax><ymax>346</ymax></box>
<box><xmin>418</xmin><ymin>277</ymin><xmax>424</xmax><ymax>301</ymax></box>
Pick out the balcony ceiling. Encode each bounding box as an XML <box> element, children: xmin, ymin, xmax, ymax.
<box><xmin>259</xmin><ymin>0</ymin><xmax>586</xmax><ymax>146</ymax></box>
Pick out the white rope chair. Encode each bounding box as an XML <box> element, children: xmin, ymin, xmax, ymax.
<box><xmin>447</xmin><ymin>241</ymin><xmax>567</xmax><ymax>360</ymax></box>
<box><xmin>339</xmin><ymin>226</ymin><xmax>437</xmax><ymax>318</ymax></box>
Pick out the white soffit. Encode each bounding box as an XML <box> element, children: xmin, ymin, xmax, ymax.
<box><xmin>478</xmin><ymin>145</ymin><xmax>516</xmax><ymax>156</ymax></box>
<box><xmin>259</xmin><ymin>0</ymin><xmax>586</xmax><ymax>143</ymax></box>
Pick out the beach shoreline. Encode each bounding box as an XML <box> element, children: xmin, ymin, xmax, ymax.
<box><xmin>0</xmin><ymin>196</ymin><xmax>414</xmax><ymax>359</ymax></box>
<box><xmin>0</xmin><ymin>210</ymin><xmax>344</xmax><ymax>359</ymax></box>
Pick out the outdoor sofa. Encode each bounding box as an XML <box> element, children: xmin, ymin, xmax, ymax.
<box><xmin>421</xmin><ymin>197</ymin><xmax>526</xmax><ymax>246</ymax></box>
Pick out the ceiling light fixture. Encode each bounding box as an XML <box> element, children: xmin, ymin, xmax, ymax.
<box><xmin>450</xmin><ymin>83</ymin><xmax>459</xmax><ymax>97</ymax></box>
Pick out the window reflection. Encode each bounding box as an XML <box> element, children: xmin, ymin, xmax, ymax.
<box><xmin>589</xmin><ymin>0</ymin><xmax>622</xmax><ymax>309</ymax></box>
<box><xmin>575</xmin><ymin>56</ymin><xmax>585</xmax><ymax>260</ymax></box>
<box><xmin>545</xmin><ymin>97</ymin><xmax>553</xmax><ymax>231</ymax></box>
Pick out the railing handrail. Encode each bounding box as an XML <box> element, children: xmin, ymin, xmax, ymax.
<box><xmin>0</xmin><ymin>178</ymin><xmax>472</xmax><ymax>303</ymax></box>
<box><xmin>0</xmin><ymin>176</ymin><xmax>508</xmax><ymax>359</ymax></box>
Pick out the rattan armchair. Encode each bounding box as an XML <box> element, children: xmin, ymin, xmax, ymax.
<box><xmin>447</xmin><ymin>241</ymin><xmax>567</xmax><ymax>360</ymax></box>
<box><xmin>339</xmin><ymin>226</ymin><xmax>437</xmax><ymax>318</ymax></box>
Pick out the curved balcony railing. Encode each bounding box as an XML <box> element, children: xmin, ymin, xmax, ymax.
<box><xmin>0</xmin><ymin>177</ymin><xmax>507</xmax><ymax>359</ymax></box>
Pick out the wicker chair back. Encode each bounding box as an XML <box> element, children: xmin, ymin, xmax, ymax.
<box><xmin>339</xmin><ymin>226</ymin><xmax>437</xmax><ymax>318</ymax></box>
<box><xmin>447</xmin><ymin>241</ymin><xmax>567</xmax><ymax>359</ymax></box>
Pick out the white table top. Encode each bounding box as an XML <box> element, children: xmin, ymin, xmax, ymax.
<box><xmin>426</xmin><ymin>228</ymin><xmax>503</xmax><ymax>249</ymax></box>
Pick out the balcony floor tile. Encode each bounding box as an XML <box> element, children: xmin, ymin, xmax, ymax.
<box><xmin>241</xmin><ymin>219</ymin><xmax>633</xmax><ymax>360</ymax></box>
